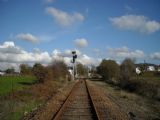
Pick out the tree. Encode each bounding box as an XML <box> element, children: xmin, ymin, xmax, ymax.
<box><xmin>32</xmin><ymin>63</ymin><xmax>47</xmax><ymax>83</ymax></box>
<box><xmin>120</xmin><ymin>58</ymin><xmax>135</xmax><ymax>81</ymax></box>
<box><xmin>5</xmin><ymin>67</ymin><xmax>15</xmax><ymax>74</ymax></box>
<box><xmin>20</xmin><ymin>64</ymin><xmax>32</xmax><ymax>75</ymax></box>
<box><xmin>49</xmin><ymin>60</ymin><xmax>69</xmax><ymax>79</ymax></box>
<box><xmin>76</xmin><ymin>63</ymin><xmax>88</xmax><ymax>77</ymax></box>
<box><xmin>97</xmin><ymin>59</ymin><xmax>120</xmax><ymax>83</ymax></box>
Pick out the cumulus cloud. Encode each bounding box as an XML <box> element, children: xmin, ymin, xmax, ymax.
<box><xmin>77</xmin><ymin>54</ymin><xmax>100</xmax><ymax>66</ymax></box>
<box><xmin>107</xmin><ymin>46</ymin><xmax>145</xmax><ymax>59</ymax></box>
<box><xmin>16</xmin><ymin>33</ymin><xmax>39</xmax><ymax>43</ymax></box>
<box><xmin>74</xmin><ymin>38</ymin><xmax>88</xmax><ymax>48</ymax></box>
<box><xmin>63</xmin><ymin>49</ymin><xmax>81</xmax><ymax>57</ymax></box>
<box><xmin>0</xmin><ymin>41</ymin><xmax>22</xmax><ymax>54</ymax></box>
<box><xmin>0</xmin><ymin>41</ymin><xmax>100</xmax><ymax>71</ymax></box>
<box><xmin>0</xmin><ymin>41</ymin><xmax>51</xmax><ymax>64</ymax></box>
<box><xmin>50</xmin><ymin>49</ymin><xmax>99</xmax><ymax>66</ymax></box>
<box><xmin>0</xmin><ymin>62</ymin><xmax>20</xmax><ymax>72</ymax></box>
<box><xmin>46</xmin><ymin>7</ymin><xmax>84</xmax><ymax>26</ymax></box>
<box><xmin>109</xmin><ymin>14</ymin><xmax>160</xmax><ymax>34</ymax></box>
<box><xmin>150</xmin><ymin>52</ymin><xmax>160</xmax><ymax>60</ymax></box>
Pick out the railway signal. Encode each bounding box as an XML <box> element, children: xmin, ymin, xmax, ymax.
<box><xmin>72</xmin><ymin>51</ymin><xmax>77</xmax><ymax>80</ymax></box>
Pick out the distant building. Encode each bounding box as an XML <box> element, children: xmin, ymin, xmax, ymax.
<box><xmin>147</xmin><ymin>66</ymin><xmax>155</xmax><ymax>71</ymax></box>
<box><xmin>0</xmin><ymin>72</ymin><xmax>5</xmax><ymax>76</ymax></box>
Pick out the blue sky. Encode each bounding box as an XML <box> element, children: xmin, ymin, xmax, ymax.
<box><xmin>0</xmin><ymin>0</ymin><xmax>160</xmax><ymax>70</ymax></box>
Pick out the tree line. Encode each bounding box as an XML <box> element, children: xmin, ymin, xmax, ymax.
<box><xmin>97</xmin><ymin>58</ymin><xmax>135</xmax><ymax>88</ymax></box>
<box><xmin>20</xmin><ymin>61</ymin><xmax>70</xmax><ymax>83</ymax></box>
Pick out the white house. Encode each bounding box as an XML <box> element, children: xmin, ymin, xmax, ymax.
<box><xmin>0</xmin><ymin>72</ymin><xmax>5</xmax><ymax>76</ymax></box>
<box><xmin>147</xmin><ymin>66</ymin><xmax>155</xmax><ymax>71</ymax></box>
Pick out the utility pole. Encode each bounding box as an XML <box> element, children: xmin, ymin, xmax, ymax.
<box><xmin>72</xmin><ymin>51</ymin><xmax>77</xmax><ymax>80</ymax></box>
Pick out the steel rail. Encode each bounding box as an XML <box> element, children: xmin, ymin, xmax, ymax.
<box><xmin>85</xmin><ymin>80</ymin><xmax>101</xmax><ymax>120</ymax></box>
<box><xmin>52</xmin><ymin>79</ymin><xmax>100</xmax><ymax>120</ymax></box>
<box><xmin>51</xmin><ymin>81</ymin><xmax>80</xmax><ymax>120</ymax></box>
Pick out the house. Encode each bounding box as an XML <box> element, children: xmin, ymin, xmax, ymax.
<box><xmin>0</xmin><ymin>72</ymin><xmax>5</xmax><ymax>76</ymax></box>
<box><xmin>147</xmin><ymin>66</ymin><xmax>155</xmax><ymax>71</ymax></box>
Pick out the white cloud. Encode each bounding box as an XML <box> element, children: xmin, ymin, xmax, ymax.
<box><xmin>46</xmin><ymin>7</ymin><xmax>84</xmax><ymax>26</ymax></box>
<box><xmin>0</xmin><ymin>41</ymin><xmax>100</xmax><ymax>71</ymax></box>
<box><xmin>74</xmin><ymin>38</ymin><xmax>88</xmax><ymax>48</ymax></box>
<box><xmin>33</xmin><ymin>48</ymin><xmax>41</xmax><ymax>54</ymax></box>
<box><xmin>77</xmin><ymin>54</ymin><xmax>100</xmax><ymax>66</ymax></box>
<box><xmin>16</xmin><ymin>33</ymin><xmax>39</xmax><ymax>43</ymax></box>
<box><xmin>150</xmin><ymin>52</ymin><xmax>160</xmax><ymax>60</ymax></box>
<box><xmin>110</xmin><ymin>15</ymin><xmax>160</xmax><ymax>34</ymax></box>
<box><xmin>107</xmin><ymin>46</ymin><xmax>145</xmax><ymax>59</ymax></box>
<box><xmin>0</xmin><ymin>62</ymin><xmax>20</xmax><ymax>72</ymax></box>
<box><xmin>51</xmin><ymin>49</ymin><xmax>100</xmax><ymax>66</ymax></box>
<box><xmin>64</xmin><ymin>49</ymin><xmax>72</xmax><ymax>57</ymax></box>
<box><xmin>0</xmin><ymin>41</ymin><xmax>23</xmax><ymax>54</ymax></box>
<box><xmin>0</xmin><ymin>41</ymin><xmax>51</xmax><ymax>64</ymax></box>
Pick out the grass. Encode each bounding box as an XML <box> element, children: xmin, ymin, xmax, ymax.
<box><xmin>101</xmin><ymin>71</ymin><xmax>160</xmax><ymax>100</ymax></box>
<box><xmin>0</xmin><ymin>75</ymin><xmax>40</xmax><ymax>120</ymax></box>
<box><xmin>117</xmin><ymin>72</ymin><xmax>160</xmax><ymax>100</ymax></box>
<box><xmin>130</xmin><ymin>75</ymin><xmax>160</xmax><ymax>99</ymax></box>
<box><xmin>0</xmin><ymin>75</ymin><xmax>68</xmax><ymax>120</ymax></box>
<box><xmin>0</xmin><ymin>99</ymin><xmax>42</xmax><ymax>120</ymax></box>
<box><xmin>0</xmin><ymin>75</ymin><xmax>37</xmax><ymax>95</ymax></box>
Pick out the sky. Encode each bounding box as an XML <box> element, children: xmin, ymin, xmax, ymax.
<box><xmin>0</xmin><ymin>0</ymin><xmax>160</xmax><ymax>71</ymax></box>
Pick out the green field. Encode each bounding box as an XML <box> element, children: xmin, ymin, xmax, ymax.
<box><xmin>0</xmin><ymin>75</ymin><xmax>40</xmax><ymax>120</ymax></box>
<box><xmin>0</xmin><ymin>75</ymin><xmax>37</xmax><ymax>95</ymax></box>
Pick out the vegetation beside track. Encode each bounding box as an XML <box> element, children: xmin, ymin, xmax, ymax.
<box><xmin>0</xmin><ymin>60</ymin><xmax>71</xmax><ymax>120</ymax></box>
<box><xmin>0</xmin><ymin>75</ymin><xmax>36</xmax><ymax>95</ymax></box>
<box><xmin>91</xmin><ymin>80</ymin><xmax>160</xmax><ymax>120</ymax></box>
<box><xmin>97</xmin><ymin>58</ymin><xmax>160</xmax><ymax>100</ymax></box>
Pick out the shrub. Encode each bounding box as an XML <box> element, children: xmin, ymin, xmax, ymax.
<box><xmin>48</xmin><ymin>60</ymin><xmax>69</xmax><ymax>80</ymax></box>
<box><xmin>32</xmin><ymin>63</ymin><xmax>47</xmax><ymax>83</ymax></box>
<box><xmin>129</xmin><ymin>77</ymin><xmax>160</xmax><ymax>100</ymax></box>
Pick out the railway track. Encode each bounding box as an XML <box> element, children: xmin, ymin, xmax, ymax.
<box><xmin>52</xmin><ymin>79</ymin><xmax>99</xmax><ymax>120</ymax></box>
